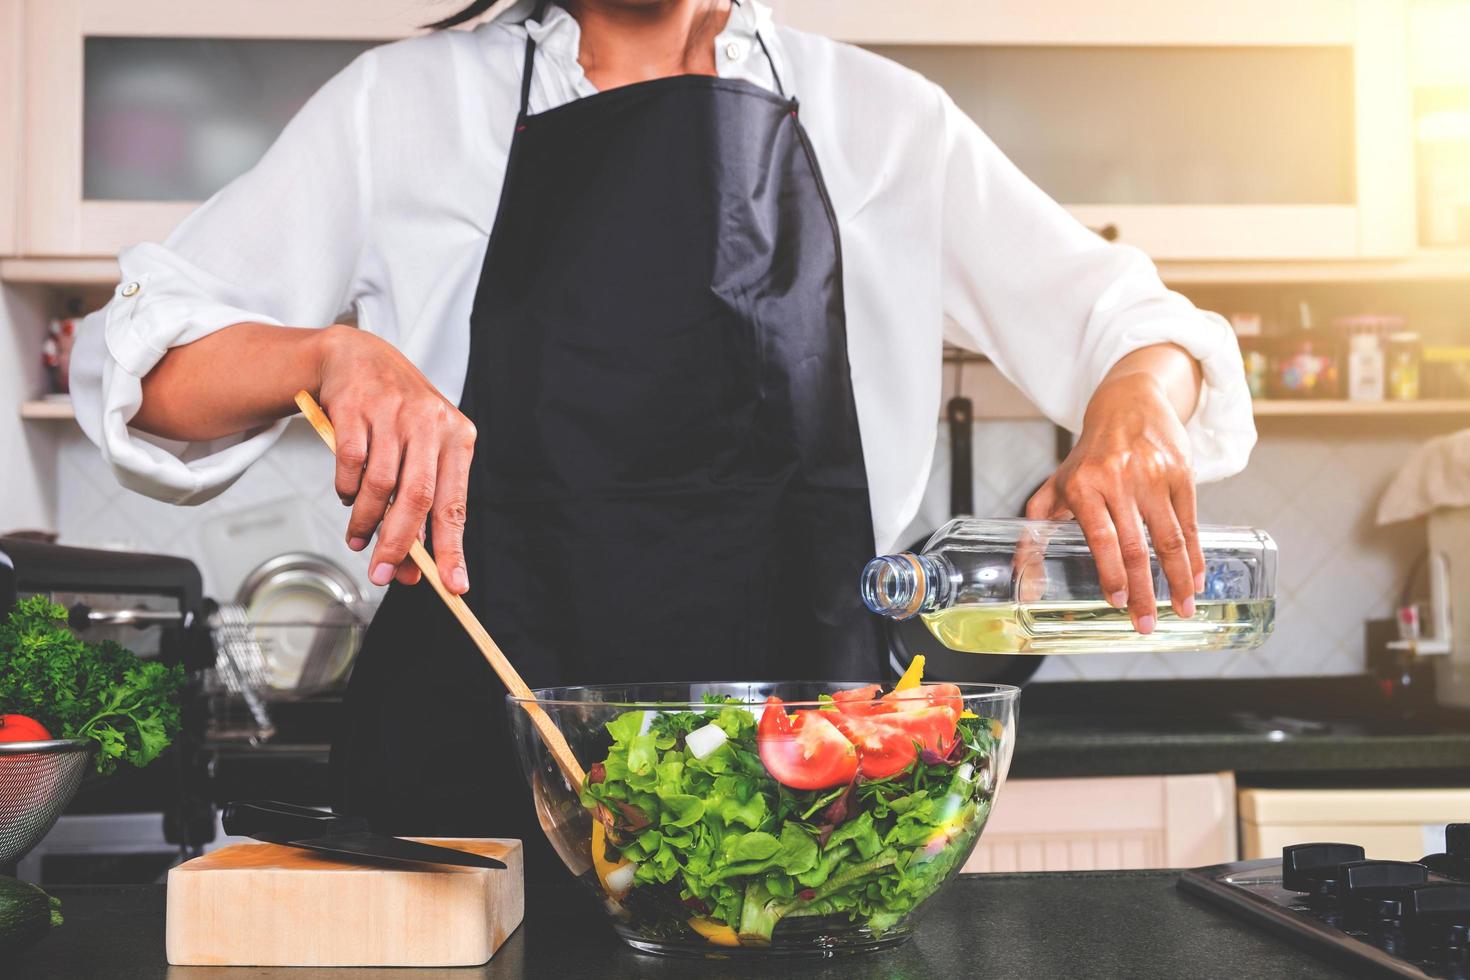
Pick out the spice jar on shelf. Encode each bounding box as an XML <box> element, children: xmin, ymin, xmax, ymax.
<box><xmin>1422</xmin><ymin>347</ymin><xmax>1470</xmax><ymax>398</ymax></box>
<box><xmin>1346</xmin><ymin>332</ymin><xmax>1386</xmax><ymax>401</ymax></box>
<box><xmin>1387</xmin><ymin>332</ymin><xmax>1423</xmax><ymax>401</ymax></box>
<box><xmin>1230</xmin><ymin>313</ymin><xmax>1269</xmax><ymax>399</ymax></box>
<box><xmin>1333</xmin><ymin>314</ymin><xmax>1396</xmax><ymax>402</ymax></box>
<box><xmin>1270</xmin><ymin>300</ymin><xmax>1340</xmax><ymax>399</ymax></box>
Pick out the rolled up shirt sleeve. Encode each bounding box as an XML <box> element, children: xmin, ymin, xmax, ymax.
<box><xmin>934</xmin><ymin>88</ymin><xmax>1257</xmax><ymax>483</ymax></box>
<box><xmin>70</xmin><ymin>51</ymin><xmax>377</xmax><ymax>505</ymax></box>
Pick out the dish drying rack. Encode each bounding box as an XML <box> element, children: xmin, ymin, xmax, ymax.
<box><xmin>204</xmin><ymin>600</ymin><xmax>372</xmax><ymax>745</ymax></box>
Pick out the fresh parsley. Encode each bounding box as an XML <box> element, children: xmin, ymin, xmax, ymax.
<box><xmin>0</xmin><ymin>597</ymin><xmax>185</xmax><ymax>774</ymax></box>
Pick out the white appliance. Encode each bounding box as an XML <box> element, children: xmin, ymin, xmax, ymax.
<box><xmin>1422</xmin><ymin>508</ymin><xmax>1470</xmax><ymax>708</ymax></box>
<box><xmin>1388</xmin><ymin>505</ymin><xmax>1470</xmax><ymax>708</ymax></box>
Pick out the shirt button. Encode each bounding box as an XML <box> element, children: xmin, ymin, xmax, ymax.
<box><xmin>724</xmin><ymin>41</ymin><xmax>742</xmax><ymax>61</ymax></box>
<box><xmin>120</xmin><ymin>281</ymin><xmax>140</xmax><ymax>297</ymax></box>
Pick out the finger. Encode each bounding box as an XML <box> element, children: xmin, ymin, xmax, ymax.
<box><xmin>1024</xmin><ymin>478</ymin><xmax>1058</xmax><ymax>520</ymax></box>
<box><xmin>371</xmin><ymin>439</ymin><xmax>437</xmax><ymax>587</ymax></box>
<box><xmin>1018</xmin><ymin>479</ymin><xmax>1060</xmax><ymax>603</ymax></box>
<box><xmin>395</xmin><ymin>526</ymin><xmax>425</xmax><ymax>586</ymax></box>
<box><xmin>1171</xmin><ymin>476</ymin><xmax>1206</xmax><ymax>594</ymax></box>
<box><xmin>1106</xmin><ymin>496</ymin><xmax>1158</xmax><ymax>634</ymax></box>
<box><xmin>347</xmin><ymin>429</ymin><xmax>401</xmax><ymax>564</ymax></box>
<box><xmin>1071</xmin><ymin>493</ymin><xmax>1129</xmax><ymax>612</ymax></box>
<box><xmin>333</xmin><ymin>414</ymin><xmax>369</xmax><ymax>537</ymax></box>
<box><xmin>1141</xmin><ymin>496</ymin><xmax>1196</xmax><ymax>620</ymax></box>
<box><xmin>431</xmin><ymin>430</ymin><xmax>474</xmax><ymax>595</ymax></box>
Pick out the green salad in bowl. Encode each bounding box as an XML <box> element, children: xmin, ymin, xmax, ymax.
<box><xmin>508</xmin><ymin>660</ymin><xmax>1018</xmax><ymax>956</ymax></box>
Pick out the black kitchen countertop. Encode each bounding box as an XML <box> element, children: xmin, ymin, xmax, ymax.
<box><xmin>15</xmin><ymin>871</ymin><xmax>1355</xmax><ymax>979</ymax></box>
<box><xmin>1009</xmin><ymin>677</ymin><xmax>1470</xmax><ymax>782</ymax></box>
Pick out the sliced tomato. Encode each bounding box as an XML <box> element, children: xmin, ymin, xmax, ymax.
<box><xmin>825</xmin><ymin>684</ymin><xmax>962</xmax><ymax>778</ymax></box>
<box><xmin>883</xmin><ymin>682</ymin><xmax>964</xmax><ymax>720</ymax></box>
<box><xmin>826</xmin><ymin>711</ymin><xmax>920</xmax><ymax>779</ymax></box>
<box><xmin>830</xmin><ymin>684</ymin><xmax>885</xmax><ymax>716</ymax></box>
<box><xmin>757</xmin><ymin>697</ymin><xmax>858</xmax><ymax>790</ymax></box>
<box><xmin>831</xmin><ymin>682</ymin><xmax>962</xmax><ymax>719</ymax></box>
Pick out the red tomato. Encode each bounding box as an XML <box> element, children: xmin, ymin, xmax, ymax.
<box><xmin>826</xmin><ymin>711</ymin><xmax>920</xmax><ymax>779</ymax></box>
<box><xmin>830</xmin><ymin>684</ymin><xmax>885</xmax><ymax>715</ymax></box>
<box><xmin>827</xmin><ymin>684</ymin><xmax>962</xmax><ymax>779</ymax></box>
<box><xmin>757</xmin><ymin>697</ymin><xmax>858</xmax><ymax>790</ymax></box>
<box><xmin>0</xmin><ymin>714</ymin><xmax>52</xmax><ymax>743</ymax></box>
<box><xmin>883</xmin><ymin>682</ymin><xmax>964</xmax><ymax>720</ymax></box>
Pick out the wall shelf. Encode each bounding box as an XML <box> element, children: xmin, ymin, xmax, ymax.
<box><xmin>1156</xmin><ymin>251</ymin><xmax>1470</xmax><ymax>284</ymax></box>
<box><xmin>1251</xmin><ymin>398</ymin><xmax>1470</xmax><ymax>417</ymax></box>
<box><xmin>20</xmin><ymin>397</ymin><xmax>77</xmax><ymax>419</ymax></box>
<box><xmin>1</xmin><ymin>257</ymin><xmax>118</xmax><ymax>285</ymax></box>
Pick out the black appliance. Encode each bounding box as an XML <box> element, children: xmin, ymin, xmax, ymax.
<box><xmin>0</xmin><ymin>536</ymin><xmax>216</xmax><ymax>882</ymax></box>
<box><xmin>1181</xmin><ymin>824</ymin><xmax>1470</xmax><ymax>978</ymax></box>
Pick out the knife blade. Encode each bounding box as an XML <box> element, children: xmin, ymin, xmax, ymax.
<box><xmin>222</xmin><ymin>799</ymin><xmax>506</xmax><ymax>870</ymax></box>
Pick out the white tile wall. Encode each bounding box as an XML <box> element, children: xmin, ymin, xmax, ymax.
<box><xmin>51</xmin><ymin>416</ymin><xmax>1431</xmax><ymax>680</ymax></box>
<box><xmin>55</xmin><ymin>424</ymin><xmax>382</xmax><ymax>603</ymax></box>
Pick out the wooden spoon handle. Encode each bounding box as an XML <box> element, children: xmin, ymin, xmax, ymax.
<box><xmin>293</xmin><ymin>391</ymin><xmax>587</xmax><ymax>789</ymax></box>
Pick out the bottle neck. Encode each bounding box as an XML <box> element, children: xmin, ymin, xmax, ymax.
<box><xmin>860</xmin><ymin>552</ymin><xmax>956</xmax><ymax>620</ymax></box>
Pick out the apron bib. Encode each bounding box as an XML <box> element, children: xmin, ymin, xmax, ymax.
<box><xmin>333</xmin><ymin>5</ymin><xmax>882</xmax><ymax>909</ymax></box>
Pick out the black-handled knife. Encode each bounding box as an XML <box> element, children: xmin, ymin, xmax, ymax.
<box><xmin>222</xmin><ymin>800</ymin><xmax>506</xmax><ymax>870</ymax></box>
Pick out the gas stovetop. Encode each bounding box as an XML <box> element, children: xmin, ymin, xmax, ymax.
<box><xmin>1180</xmin><ymin>825</ymin><xmax>1470</xmax><ymax>978</ymax></box>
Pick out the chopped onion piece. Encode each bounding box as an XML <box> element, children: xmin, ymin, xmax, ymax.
<box><xmin>605</xmin><ymin>861</ymin><xmax>637</xmax><ymax>895</ymax></box>
<box><xmin>685</xmin><ymin>723</ymin><xmax>728</xmax><ymax>760</ymax></box>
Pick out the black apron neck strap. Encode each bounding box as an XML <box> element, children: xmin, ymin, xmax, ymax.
<box><xmin>518</xmin><ymin>0</ymin><xmax>551</xmax><ymax>119</ymax></box>
<box><xmin>518</xmin><ymin>1</ymin><xmax>788</xmax><ymax>118</ymax></box>
<box><xmin>753</xmin><ymin>28</ymin><xmax>786</xmax><ymax>99</ymax></box>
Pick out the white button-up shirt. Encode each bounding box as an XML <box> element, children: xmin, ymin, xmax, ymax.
<box><xmin>70</xmin><ymin>0</ymin><xmax>1255</xmax><ymax>554</ymax></box>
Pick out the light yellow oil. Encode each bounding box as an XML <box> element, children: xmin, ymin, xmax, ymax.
<box><xmin>920</xmin><ymin>599</ymin><xmax>1275</xmax><ymax>655</ymax></box>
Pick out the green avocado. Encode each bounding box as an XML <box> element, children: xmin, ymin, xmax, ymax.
<box><xmin>0</xmin><ymin>875</ymin><xmax>62</xmax><ymax>956</ymax></box>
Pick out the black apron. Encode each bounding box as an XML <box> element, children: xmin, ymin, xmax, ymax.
<box><xmin>333</xmin><ymin>5</ymin><xmax>883</xmax><ymax>911</ymax></box>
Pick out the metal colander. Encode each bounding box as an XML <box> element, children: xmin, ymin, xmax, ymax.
<box><xmin>0</xmin><ymin>739</ymin><xmax>94</xmax><ymax>866</ymax></box>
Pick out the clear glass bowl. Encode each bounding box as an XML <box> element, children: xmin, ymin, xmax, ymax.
<box><xmin>507</xmin><ymin>681</ymin><xmax>1019</xmax><ymax>957</ymax></box>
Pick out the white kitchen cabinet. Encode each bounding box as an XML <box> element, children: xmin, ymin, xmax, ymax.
<box><xmin>9</xmin><ymin>0</ymin><xmax>1420</xmax><ymax>262</ymax></box>
<box><xmin>1</xmin><ymin>0</ymin><xmax>22</xmax><ymax>257</ymax></box>
<box><xmin>772</xmin><ymin>0</ymin><xmax>1416</xmax><ymax>261</ymax></box>
<box><xmin>15</xmin><ymin>0</ymin><xmax>438</xmax><ymax>256</ymax></box>
<box><xmin>963</xmin><ymin>772</ymin><xmax>1238</xmax><ymax>872</ymax></box>
<box><xmin>1240</xmin><ymin>786</ymin><xmax>1470</xmax><ymax>862</ymax></box>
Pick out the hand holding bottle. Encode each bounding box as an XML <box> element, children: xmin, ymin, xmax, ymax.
<box><xmin>1025</xmin><ymin>346</ymin><xmax>1205</xmax><ymax>634</ymax></box>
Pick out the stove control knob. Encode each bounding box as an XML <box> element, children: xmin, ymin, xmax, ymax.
<box><xmin>1338</xmin><ymin>863</ymin><xmax>1432</xmax><ymax>921</ymax></box>
<box><xmin>1421</xmin><ymin>852</ymin><xmax>1470</xmax><ymax>880</ymax></box>
<box><xmin>1402</xmin><ymin>883</ymin><xmax>1470</xmax><ymax>957</ymax></box>
<box><xmin>1282</xmin><ymin>842</ymin><xmax>1367</xmax><ymax>894</ymax></box>
<box><xmin>1403</xmin><ymin>882</ymin><xmax>1470</xmax><ymax>918</ymax></box>
<box><xmin>1335</xmin><ymin>860</ymin><xmax>1429</xmax><ymax>899</ymax></box>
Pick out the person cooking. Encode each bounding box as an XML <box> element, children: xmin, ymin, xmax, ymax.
<box><xmin>71</xmin><ymin>0</ymin><xmax>1254</xmax><ymax>907</ymax></box>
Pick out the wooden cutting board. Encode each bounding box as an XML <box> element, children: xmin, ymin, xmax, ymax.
<box><xmin>165</xmin><ymin>838</ymin><xmax>523</xmax><ymax>967</ymax></box>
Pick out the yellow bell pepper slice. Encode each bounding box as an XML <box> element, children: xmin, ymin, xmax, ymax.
<box><xmin>591</xmin><ymin>821</ymin><xmax>630</xmax><ymax>894</ymax></box>
<box><xmin>688</xmin><ymin>917</ymin><xmax>741</xmax><ymax>947</ymax></box>
<box><xmin>895</xmin><ymin>653</ymin><xmax>926</xmax><ymax>691</ymax></box>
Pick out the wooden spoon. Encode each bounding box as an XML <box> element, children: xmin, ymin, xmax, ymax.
<box><xmin>293</xmin><ymin>390</ymin><xmax>587</xmax><ymax>789</ymax></box>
